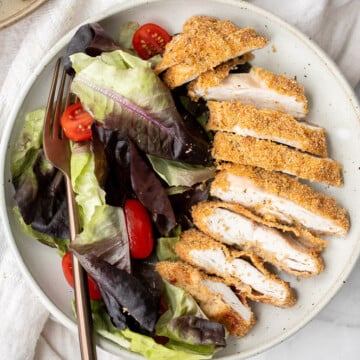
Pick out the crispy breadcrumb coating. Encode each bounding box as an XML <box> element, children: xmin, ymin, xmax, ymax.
<box><xmin>206</xmin><ymin>101</ymin><xmax>327</xmax><ymax>157</ymax></box>
<box><xmin>155</xmin><ymin>16</ymin><xmax>267</xmax><ymax>88</ymax></box>
<box><xmin>251</xmin><ymin>67</ymin><xmax>308</xmax><ymax>113</ymax></box>
<box><xmin>156</xmin><ymin>261</ymin><xmax>255</xmax><ymax>337</ymax></box>
<box><xmin>155</xmin><ymin>16</ymin><xmax>239</xmax><ymax>72</ymax></box>
<box><xmin>161</xmin><ymin>29</ymin><xmax>266</xmax><ymax>88</ymax></box>
<box><xmin>156</xmin><ymin>16</ymin><xmax>267</xmax><ymax>71</ymax></box>
<box><xmin>212</xmin><ymin>132</ymin><xmax>343</xmax><ymax>186</ymax></box>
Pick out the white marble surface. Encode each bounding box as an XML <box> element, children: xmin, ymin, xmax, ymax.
<box><xmin>253</xmin><ymin>257</ymin><xmax>360</xmax><ymax>360</ymax></box>
<box><xmin>1</xmin><ymin>1</ymin><xmax>360</xmax><ymax>359</ymax></box>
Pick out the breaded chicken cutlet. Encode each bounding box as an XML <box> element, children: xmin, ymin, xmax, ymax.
<box><xmin>156</xmin><ymin>261</ymin><xmax>255</xmax><ymax>337</ymax></box>
<box><xmin>212</xmin><ymin>132</ymin><xmax>343</xmax><ymax>186</ymax></box>
<box><xmin>155</xmin><ymin>16</ymin><xmax>268</xmax><ymax>88</ymax></box>
<box><xmin>206</xmin><ymin>101</ymin><xmax>327</xmax><ymax>157</ymax></box>
<box><xmin>210</xmin><ymin>164</ymin><xmax>350</xmax><ymax>236</ymax></box>
<box><xmin>175</xmin><ymin>229</ymin><xmax>296</xmax><ymax>307</ymax></box>
<box><xmin>189</xmin><ymin>66</ymin><xmax>308</xmax><ymax>118</ymax></box>
<box><xmin>191</xmin><ymin>202</ymin><xmax>324</xmax><ymax>277</ymax></box>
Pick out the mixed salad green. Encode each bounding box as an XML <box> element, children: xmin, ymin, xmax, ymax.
<box><xmin>11</xmin><ymin>21</ymin><xmax>227</xmax><ymax>359</ymax></box>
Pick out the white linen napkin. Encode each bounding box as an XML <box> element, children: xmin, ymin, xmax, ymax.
<box><xmin>250</xmin><ymin>0</ymin><xmax>360</xmax><ymax>86</ymax></box>
<box><xmin>0</xmin><ymin>0</ymin><xmax>359</xmax><ymax>359</ymax></box>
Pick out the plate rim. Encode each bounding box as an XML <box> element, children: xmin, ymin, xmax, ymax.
<box><xmin>1</xmin><ymin>0</ymin><xmax>360</xmax><ymax>359</ymax></box>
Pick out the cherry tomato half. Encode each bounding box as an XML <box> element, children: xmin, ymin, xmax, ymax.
<box><xmin>60</xmin><ymin>101</ymin><xmax>93</xmax><ymax>142</ymax></box>
<box><xmin>132</xmin><ymin>23</ymin><xmax>171</xmax><ymax>60</ymax></box>
<box><xmin>61</xmin><ymin>252</ymin><xmax>102</xmax><ymax>300</ymax></box>
<box><xmin>124</xmin><ymin>199</ymin><xmax>154</xmax><ymax>259</ymax></box>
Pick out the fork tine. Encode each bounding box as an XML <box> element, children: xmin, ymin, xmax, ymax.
<box><xmin>65</xmin><ymin>77</ymin><xmax>73</xmax><ymax>108</ymax></box>
<box><xmin>43</xmin><ymin>58</ymin><xmax>61</xmax><ymax>140</ymax></box>
<box><xmin>53</xmin><ymin>67</ymin><xmax>69</xmax><ymax>138</ymax></box>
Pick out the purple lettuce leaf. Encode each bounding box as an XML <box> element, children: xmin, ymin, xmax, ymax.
<box><xmin>129</xmin><ymin>141</ymin><xmax>176</xmax><ymax>235</ymax></box>
<box><xmin>91</xmin><ymin>125</ymin><xmax>176</xmax><ymax>235</ymax></box>
<box><xmin>168</xmin><ymin>316</ymin><xmax>226</xmax><ymax>347</ymax></box>
<box><xmin>73</xmin><ymin>251</ymin><xmax>158</xmax><ymax>334</ymax></box>
<box><xmin>64</xmin><ymin>23</ymin><xmax>124</xmax><ymax>75</ymax></box>
<box><xmin>91</xmin><ymin>125</ymin><xmax>133</xmax><ymax>207</ymax></box>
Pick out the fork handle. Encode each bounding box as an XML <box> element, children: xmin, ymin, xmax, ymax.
<box><xmin>66</xmin><ymin>176</ymin><xmax>97</xmax><ymax>360</ymax></box>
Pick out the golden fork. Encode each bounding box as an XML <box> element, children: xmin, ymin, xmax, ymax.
<box><xmin>43</xmin><ymin>57</ymin><xmax>97</xmax><ymax>360</ymax></box>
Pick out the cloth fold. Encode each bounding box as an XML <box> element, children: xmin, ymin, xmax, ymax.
<box><xmin>250</xmin><ymin>0</ymin><xmax>360</xmax><ymax>86</ymax></box>
<box><xmin>0</xmin><ymin>236</ymin><xmax>49</xmax><ymax>360</ymax></box>
<box><xmin>0</xmin><ymin>0</ymin><xmax>359</xmax><ymax>359</ymax></box>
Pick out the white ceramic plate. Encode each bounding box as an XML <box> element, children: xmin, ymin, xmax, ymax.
<box><xmin>0</xmin><ymin>0</ymin><xmax>47</xmax><ymax>28</ymax></box>
<box><xmin>1</xmin><ymin>0</ymin><xmax>360</xmax><ymax>359</ymax></box>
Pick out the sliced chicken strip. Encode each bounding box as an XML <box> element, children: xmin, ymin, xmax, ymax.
<box><xmin>195</xmin><ymin>195</ymin><xmax>327</xmax><ymax>252</ymax></box>
<box><xmin>212</xmin><ymin>132</ymin><xmax>342</xmax><ymax>186</ymax></box>
<box><xmin>155</xmin><ymin>16</ymin><xmax>238</xmax><ymax>73</ymax></box>
<box><xmin>211</xmin><ymin>164</ymin><xmax>349</xmax><ymax>236</ymax></box>
<box><xmin>156</xmin><ymin>261</ymin><xmax>255</xmax><ymax>337</ymax></box>
<box><xmin>191</xmin><ymin>202</ymin><xmax>324</xmax><ymax>277</ymax></box>
<box><xmin>155</xmin><ymin>15</ymin><xmax>267</xmax><ymax>78</ymax></box>
<box><xmin>175</xmin><ymin>229</ymin><xmax>296</xmax><ymax>307</ymax></box>
<box><xmin>161</xmin><ymin>31</ymin><xmax>267</xmax><ymax>88</ymax></box>
<box><xmin>189</xmin><ymin>67</ymin><xmax>308</xmax><ymax>118</ymax></box>
<box><xmin>207</xmin><ymin>101</ymin><xmax>327</xmax><ymax>157</ymax></box>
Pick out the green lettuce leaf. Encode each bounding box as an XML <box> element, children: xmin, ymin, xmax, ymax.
<box><xmin>147</xmin><ymin>155</ymin><xmax>215</xmax><ymax>187</ymax></box>
<box><xmin>156</xmin><ymin>281</ymin><xmax>209</xmax><ymax>333</ymax></box>
<box><xmin>70</xmin><ymin>142</ymin><xmax>130</xmax><ymax>271</ymax></box>
<box><xmin>11</xmin><ymin>108</ymin><xmax>44</xmax><ymax>180</ymax></box>
<box><xmin>156</xmin><ymin>225</ymin><xmax>182</xmax><ymax>262</ymax></box>
<box><xmin>11</xmin><ymin>108</ymin><xmax>70</xmax><ymax>240</ymax></box>
<box><xmin>118</xmin><ymin>21</ymin><xmax>139</xmax><ymax>50</ymax></box>
<box><xmin>156</xmin><ymin>236</ymin><xmax>180</xmax><ymax>262</ymax></box>
<box><xmin>69</xmin><ymin>50</ymin><xmax>210</xmax><ymax>164</ymax></box>
<box><xmin>70</xmin><ymin>142</ymin><xmax>105</xmax><ymax>223</ymax></box>
<box><xmin>155</xmin><ymin>281</ymin><xmax>224</xmax><ymax>354</ymax></box>
<box><xmin>91</xmin><ymin>298</ymin><xmax>214</xmax><ymax>360</ymax></box>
